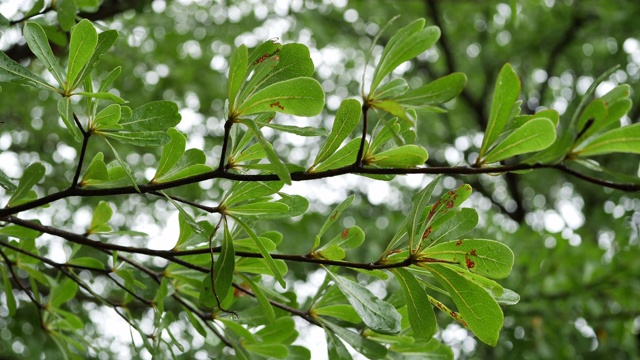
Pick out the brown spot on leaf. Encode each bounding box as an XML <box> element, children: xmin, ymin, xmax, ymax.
<box><xmin>465</xmin><ymin>257</ymin><xmax>475</xmax><ymax>269</ymax></box>
<box><xmin>341</xmin><ymin>228</ymin><xmax>349</xmax><ymax>239</ymax></box>
<box><xmin>269</xmin><ymin>101</ymin><xmax>284</xmax><ymax>110</ymax></box>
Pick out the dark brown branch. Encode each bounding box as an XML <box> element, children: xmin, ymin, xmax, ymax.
<box><xmin>555</xmin><ymin>164</ymin><xmax>640</xmax><ymax>192</ymax></box>
<box><xmin>5</xmin><ymin>215</ymin><xmax>418</xmax><ymax>271</ymax></box>
<box><xmin>219</xmin><ymin>119</ymin><xmax>234</xmax><ymax>170</ymax></box>
<box><xmin>72</xmin><ymin>115</ymin><xmax>91</xmax><ymax>187</ymax></box>
<box><xmin>2</xmin><ymin>161</ymin><xmax>638</xmax><ymax>220</ymax></box>
<box><xmin>355</xmin><ymin>104</ymin><xmax>369</xmax><ymax>167</ymax></box>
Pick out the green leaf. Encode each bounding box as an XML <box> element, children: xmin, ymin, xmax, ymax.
<box><xmin>24</xmin><ymin>22</ymin><xmax>65</xmax><ymax>86</ymax></box>
<box><xmin>102</xmin><ymin>138</ymin><xmax>139</xmax><ymax>190</ymax></box>
<box><xmin>235</xmin><ymin>258</ymin><xmax>288</xmax><ymax>277</ymax></box>
<box><xmin>75</xmin><ymin>30</ymin><xmax>119</xmax><ymax>88</ymax></box>
<box><xmin>99</xmin><ymin>66</ymin><xmax>122</xmax><ymax>93</ymax></box>
<box><xmin>575</xmin><ymin>123</ymin><xmax>640</xmax><ymax>156</ymax></box>
<box><xmin>120</xmin><ymin>100</ymin><xmax>181</xmax><ymax>131</ymax></box>
<box><xmin>240</xmin><ymin>55</ymin><xmax>280</xmax><ymax>105</ymax></box>
<box><xmin>373</xmin><ymin>78</ymin><xmax>409</xmax><ymax>99</ymax></box>
<box><xmin>237</xmin><ymin>77</ymin><xmax>325</xmax><ymax>116</ymax></box>
<box><xmin>241</xmin><ymin>118</ymin><xmax>291</xmax><ymax>184</ymax></box>
<box><xmin>391</xmin><ymin>268</ymin><xmax>437</xmax><ymax>340</ymax></box>
<box><xmin>0</xmin><ymin>224</ymin><xmax>41</xmax><ymax>240</ymax></box>
<box><xmin>247</xmin><ymin>39</ymin><xmax>282</xmax><ymax>73</ymax></box>
<box><xmin>152</xmin><ymin>129</ymin><xmax>186</xmax><ymax>181</ymax></box>
<box><xmin>244</xmin><ymin>343</ymin><xmax>289</xmax><ymax>359</ymax></box>
<box><xmin>7</xmin><ymin>163</ymin><xmax>45</xmax><ymax>208</ymax></box>
<box><xmin>370</xmin><ymin>19</ymin><xmax>440</xmax><ymax>93</ymax></box>
<box><xmin>272</xmin><ymin>194</ymin><xmax>309</xmax><ymax>218</ymax></box>
<box><xmin>317</xmin><ymin>195</ymin><xmax>355</xmax><ymax>239</ymax></box>
<box><xmin>66</xmin><ymin>19</ymin><xmax>98</xmax><ymax>92</ymax></box>
<box><xmin>326</xmin><ymin>271</ymin><xmax>402</xmax><ymax>334</ymax></box>
<box><xmin>162</xmin><ymin>192</ymin><xmax>204</xmax><ymax>233</ymax></box>
<box><xmin>413</xmin><ymin>184</ymin><xmax>474</xmax><ymax>252</ymax></box>
<box><xmin>390</xmin><ymin>338</ymin><xmax>453</xmax><ymax>358</ymax></box>
<box><xmin>75</xmin><ymin>91</ymin><xmax>126</xmax><ymax>104</ymax></box>
<box><xmin>213</xmin><ymin>221</ymin><xmax>235</xmax><ymax>302</ymax></box>
<box><xmin>316</xmin><ymin>226</ymin><xmax>365</xmax><ymax>257</ymax></box>
<box><xmin>369</xmin><ymin>144</ymin><xmax>428</xmax><ymax>168</ymax></box>
<box><xmin>66</xmin><ymin>257</ymin><xmax>105</xmax><ymax>270</ymax></box>
<box><xmin>423</xmin><ymin>239</ymin><xmax>514</xmax><ymax>279</ymax></box>
<box><xmin>26</xmin><ymin>0</ymin><xmax>45</xmax><ymax>17</ymax></box>
<box><xmin>422</xmin><ymin>208</ymin><xmax>478</xmax><ymax>246</ymax></box>
<box><xmin>313</xmin><ymin>99</ymin><xmax>361</xmax><ymax>166</ymax></box>
<box><xmin>225</xmin><ymin>201</ymin><xmax>290</xmax><ymax>217</ymax></box>
<box><xmin>0</xmin><ymin>266</ymin><xmax>17</xmax><ymax>316</ymax></box>
<box><xmin>152</xmin><ymin>148</ymin><xmax>212</xmax><ymax>183</ymax></box>
<box><xmin>153</xmin><ymin>278</ymin><xmax>172</xmax><ymax>309</ymax></box>
<box><xmin>255</xmin><ymin>316</ymin><xmax>297</xmax><ymax>344</ymax></box>
<box><xmin>48</xmin><ymin>278</ymin><xmax>79</xmax><ymax>308</ymax></box>
<box><xmin>93</xmin><ymin>104</ymin><xmax>122</xmax><ymax>130</ymax></box>
<box><xmin>57</xmin><ymin>97</ymin><xmax>83</xmax><ymax>142</ymax></box>
<box><xmin>326</xmin><ymin>330</ymin><xmax>353</xmax><ymax>360</ymax></box>
<box><xmin>314</xmin><ymin>304</ymin><xmax>361</xmax><ymax>324</ymax></box>
<box><xmin>495</xmin><ymin>288</ymin><xmax>520</xmax><ymax>305</ymax></box>
<box><xmin>569</xmin><ymin>65</ymin><xmax>619</xmax><ymax>130</ymax></box>
<box><xmin>312</xmin><ymin>138</ymin><xmax>362</xmax><ymax>173</ymax></box>
<box><xmin>228</xmin><ymin>44</ymin><xmax>248</xmax><ymax>107</ymax></box>
<box><xmin>87</xmin><ymin>201</ymin><xmax>112</xmax><ymax>234</ymax></box>
<box><xmin>371</xmin><ymin>99</ymin><xmax>407</xmax><ymax>119</ymax></box>
<box><xmin>258</xmin><ymin>43</ymin><xmax>315</xmax><ymax>88</ymax></box>
<box><xmin>262</xmin><ymin>122</ymin><xmax>328</xmax><ymax>137</ymax></box>
<box><xmin>0</xmin><ymin>51</ymin><xmax>56</xmax><ymax>91</ymax></box>
<box><xmin>395</xmin><ymin>72</ymin><xmax>467</xmax><ymax>106</ymax></box>
<box><xmin>232</xmin><ymin>216</ymin><xmax>287</xmax><ymax>288</ymax></box>
<box><xmin>323</xmin><ymin>320</ymin><xmax>388</xmax><ymax>359</ymax></box>
<box><xmin>100</xmin><ymin>131</ymin><xmax>170</xmax><ymax>147</ymax></box>
<box><xmin>224</xmin><ymin>181</ymin><xmax>284</xmax><ymax>206</ymax></box>
<box><xmin>80</xmin><ymin>152</ymin><xmax>108</xmax><ymax>186</ymax></box>
<box><xmin>478</xmin><ymin>63</ymin><xmax>521</xmax><ymax>160</ymax></box>
<box><xmin>481</xmin><ymin>118</ymin><xmax>556</xmax><ymax>164</ymax></box>
<box><xmin>56</xmin><ymin>0</ymin><xmax>77</xmax><ymax>31</ymax></box>
<box><xmin>425</xmin><ymin>264</ymin><xmax>503</xmax><ymax>345</ymax></box>
<box><xmin>0</xmin><ymin>169</ymin><xmax>16</xmax><ymax>192</ymax></box>
<box><xmin>406</xmin><ymin>176</ymin><xmax>441</xmax><ymax>251</ymax></box>
<box><xmin>232</xmin><ymin>143</ymin><xmax>266</xmax><ymax>164</ymax></box>
<box><xmin>238</xmin><ymin>274</ymin><xmax>276</xmax><ymax>323</ymax></box>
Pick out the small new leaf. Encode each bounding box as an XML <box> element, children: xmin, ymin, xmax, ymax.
<box><xmin>481</xmin><ymin>117</ymin><xmax>556</xmax><ymax>164</ymax></box>
<box><xmin>87</xmin><ymin>201</ymin><xmax>113</xmax><ymax>234</ymax></box>
<box><xmin>313</xmin><ymin>99</ymin><xmax>361</xmax><ymax>166</ymax></box>
<box><xmin>7</xmin><ymin>163</ymin><xmax>45</xmax><ymax>208</ymax></box>
<box><xmin>478</xmin><ymin>63</ymin><xmax>521</xmax><ymax>161</ymax></box>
